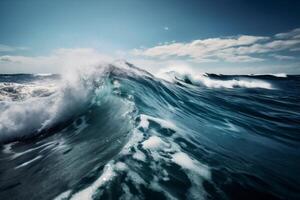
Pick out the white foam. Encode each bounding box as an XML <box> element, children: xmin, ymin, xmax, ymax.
<box><xmin>171</xmin><ymin>151</ymin><xmax>210</xmax><ymax>199</ymax></box>
<box><xmin>142</xmin><ymin>136</ymin><xmax>167</xmax><ymax>151</ymax></box>
<box><xmin>0</xmin><ymin>82</ymin><xmax>90</xmax><ymax>142</ymax></box>
<box><xmin>71</xmin><ymin>162</ymin><xmax>116</xmax><ymax>200</ymax></box>
<box><xmin>0</xmin><ymin>82</ymin><xmax>57</xmax><ymax>101</ymax></box>
<box><xmin>53</xmin><ymin>190</ymin><xmax>71</xmax><ymax>200</ymax></box>
<box><xmin>120</xmin><ymin>184</ymin><xmax>135</xmax><ymax>200</ymax></box>
<box><xmin>172</xmin><ymin>152</ymin><xmax>210</xmax><ymax>179</ymax></box>
<box><xmin>115</xmin><ymin>162</ymin><xmax>128</xmax><ymax>171</ymax></box>
<box><xmin>137</xmin><ymin>119</ymin><xmax>211</xmax><ymax>199</ymax></box>
<box><xmin>132</xmin><ymin>150</ymin><xmax>146</xmax><ymax>162</ymax></box>
<box><xmin>250</xmin><ymin>73</ymin><xmax>287</xmax><ymax>78</ymax></box>
<box><xmin>139</xmin><ymin>115</ymin><xmax>150</xmax><ymax>130</ymax></box>
<box><xmin>126</xmin><ymin>170</ymin><xmax>146</xmax><ymax>185</ymax></box>
<box><xmin>0</xmin><ymin>97</ymin><xmax>54</xmax><ymax>142</ymax></box>
<box><xmin>70</xmin><ymin>161</ymin><xmax>139</xmax><ymax>200</ymax></box>
<box><xmin>0</xmin><ymin>64</ymin><xmax>111</xmax><ymax>142</ymax></box>
<box><xmin>271</xmin><ymin>73</ymin><xmax>287</xmax><ymax>78</ymax></box>
<box><xmin>34</xmin><ymin>73</ymin><xmax>53</xmax><ymax>77</ymax></box>
<box><xmin>14</xmin><ymin>155</ymin><xmax>42</xmax><ymax>169</ymax></box>
<box><xmin>121</xmin><ymin>129</ymin><xmax>144</xmax><ymax>155</ymax></box>
<box><xmin>224</xmin><ymin>120</ymin><xmax>240</xmax><ymax>132</ymax></box>
<box><xmin>2</xmin><ymin>142</ymin><xmax>17</xmax><ymax>154</ymax></box>
<box><xmin>139</xmin><ymin>114</ymin><xmax>177</xmax><ymax>130</ymax></box>
<box><xmin>159</xmin><ymin>70</ymin><xmax>273</xmax><ymax>89</ymax></box>
<box><xmin>148</xmin><ymin>179</ymin><xmax>177</xmax><ymax>200</ymax></box>
<box><xmin>9</xmin><ymin>141</ymin><xmax>56</xmax><ymax>159</ymax></box>
<box><xmin>192</xmin><ymin>74</ymin><xmax>272</xmax><ymax>89</ymax></box>
<box><xmin>113</xmin><ymin>80</ymin><xmax>121</xmax><ymax>88</ymax></box>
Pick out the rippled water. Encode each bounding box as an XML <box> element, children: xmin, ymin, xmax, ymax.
<box><xmin>0</xmin><ymin>63</ymin><xmax>299</xmax><ymax>200</ymax></box>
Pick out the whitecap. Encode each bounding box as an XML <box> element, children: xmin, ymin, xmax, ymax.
<box><xmin>142</xmin><ymin>135</ymin><xmax>168</xmax><ymax>150</ymax></box>
<box><xmin>159</xmin><ymin>70</ymin><xmax>273</xmax><ymax>89</ymax></box>
<box><xmin>172</xmin><ymin>152</ymin><xmax>210</xmax><ymax>179</ymax></box>
<box><xmin>71</xmin><ymin>162</ymin><xmax>116</xmax><ymax>200</ymax></box>
<box><xmin>53</xmin><ymin>190</ymin><xmax>72</xmax><ymax>200</ymax></box>
<box><xmin>139</xmin><ymin>114</ymin><xmax>177</xmax><ymax>130</ymax></box>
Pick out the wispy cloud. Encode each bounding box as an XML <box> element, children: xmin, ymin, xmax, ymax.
<box><xmin>291</xmin><ymin>47</ymin><xmax>300</xmax><ymax>52</ymax></box>
<box><xmin>271</xmin><ymin>54</ymin><xmax>295</xmax><ymax>60</ymax></box>
<box><xmin>0</xmin><ymin>44</ymin><xmax>29</xmax><ymax>52</ymax></box>
<box><xmin>275</xmin><ymin>28</ymin><xmax>300</xmax><ymax>39</ymax></box>
<box><xmin>131</xmin><ymin>28</ymin><xmax>300</xmax><ymax>63</ymax></box>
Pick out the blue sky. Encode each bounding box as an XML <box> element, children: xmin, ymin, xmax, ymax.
<box><xmin>0</xmin><ymin>0</ymin><xmax>300</xmax><ymax>74</ymax></box>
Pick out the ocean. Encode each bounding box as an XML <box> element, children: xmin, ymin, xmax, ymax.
<box><xmin>0</xmin><ymin>62</ymin><xmax>299</xmax><ymax>200</ymax></box>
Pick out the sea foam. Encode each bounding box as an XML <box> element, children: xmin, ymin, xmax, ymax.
<box><xmin>159</xmin><ymin>70</ymin><xmax>273</xmax><ymax>89</ymax></box>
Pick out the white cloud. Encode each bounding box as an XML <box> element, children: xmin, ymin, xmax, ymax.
<box><xmin>0</xmin><ymin>48</ymin><xmax>112</xmax><ymax>74</ymax></box>
<box><xmin>0</xmin><ymin>44</ymin><xmax>28</xmax><ymax>52</ymax></box>
<box><xmin>275</xmin><ymin>28</ymin><xmax>300</xmax><ymax>39</ymax></box>
<box><xmin>131</xmin><ymin>35</ymin><xmax>270</xmax><ymax>63</ymax></box>
<box><xmin>271</xmin><ymin>54</ymin><xmax>295</xmax><ymax>60</ymax></box>
<box><xmin>164</xmin><ymin>27</ymin><xmax>169</xmax><ymax>31</ymax></box>
<box><xmin>291</xmin><ymin>47</ymin><xmax>300</xmax><ymax>52</ymax></box>
<box><xmin>131</xmin><ymin>29</ymin><xmax>300</xmax><ymax>63</ymax></box>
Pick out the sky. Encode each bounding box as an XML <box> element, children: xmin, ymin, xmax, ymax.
<box><xmin>0</xmin><ymin>0</ymin><xmax>300</xmax><ymax>74</ymax></box>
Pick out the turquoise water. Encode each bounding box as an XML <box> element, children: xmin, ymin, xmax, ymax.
<box><xmin>0</xmin><ymin>63</ymin><xmax>299</xmax><ymax>200</ymax></box>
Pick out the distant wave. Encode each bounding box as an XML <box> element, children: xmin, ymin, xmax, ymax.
<box><xmin>249</xmin><ymin>73</ymin><xmax>287</xmax><ymax>78</ymax></box>
<box><xmin>159</xmin><ymin>71</ymin><xmax>273</xmax><ymax>89</ymax></box>
<box><xmin>33</xmin><ymin>73</ymin><xmax>54</xmax><ymax>77</ymax></box>
<box><xmin>0</xmin><ymin>82</ymin><xmax>57</xmax><ymax>101</ymax></box>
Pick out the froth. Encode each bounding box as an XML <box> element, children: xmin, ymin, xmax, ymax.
<box><xmin>159</xmin><ymin>70</ymin><xmax>273</xmax><ymax>89</ymax></box>
<box><xmin>71</xmin><ymin>162</ymin><xmax>116</xmax><ymax>200</ymax></box>
<box><xmin>0</xmin><ymin>64</ymin><xmax>108</xmax><ymax>143</ymax></box>
<box><xmin>193</xmin><ymin>75</ymin><xmax>273</xmax><ymax>89</ymax></box>
<box><xmin>58</xmin><ymin>113</ymin><xmax>211</xmax><ymax>200</ymax></box>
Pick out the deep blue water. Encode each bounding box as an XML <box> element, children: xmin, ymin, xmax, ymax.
<box><xmin>0</xmin><ymin>63</ymin><xmax>299</xmax><ymax>200</ymax></box>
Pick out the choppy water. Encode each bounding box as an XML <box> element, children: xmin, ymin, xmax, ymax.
<box><xmin>0</xmin><ymin>62</ymin><xmax>299</xmax><ymax>200</ymax></box>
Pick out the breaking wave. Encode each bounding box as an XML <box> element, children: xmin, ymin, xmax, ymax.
<box><xmin>160</xmin><ymin>71</ymin><xmax>273</xmax><ymax>89</ymax></box>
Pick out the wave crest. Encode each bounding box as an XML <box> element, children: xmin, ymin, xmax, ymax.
<box><xmin>160</xmin><ymin>71</ymin><xmax>273</xmax><ymax>89</ymax></box>
<box><xmin>0</xmin><ymin>63</ymin><xmax>128</xmax><ymax>143</ymax></box>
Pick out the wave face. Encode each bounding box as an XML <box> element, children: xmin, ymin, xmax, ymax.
<box><xmin>0</xmin><ymin>63</ymin><xmax>300</xmax><ymax>200</ymax></box>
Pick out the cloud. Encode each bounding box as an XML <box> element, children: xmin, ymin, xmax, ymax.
<box><xmin>0</xmin><ymin>48</ymin><xmax>112</xmax><ymax>73</ymax></box>
<box><xmin>291</xmin><ymin>47</ymin><xmax>300</xmax><ymax>52</ymax></box>
<box><xmin>271</xmin><ymin>54</ymin><xmax>295</xmax><ymax>60</ymax></box>
<box><xmin>131</xmin><ymin>29</ymin><xmax>300</xmax><ymax>63</ymax></box>
<box><xmin>0</xmin><ymin>44</ymin><xmax>28</xmax><ymax>52</ymax></box>
<box><xmin>131</xmin><ymin>35</ymin><xmax>269</xmax><ymax>63</ymax></box>
<box><xmin>164</xmin><ymin>27</ymin><xmax>169</xmax><ymax>31</ymax></box>
<box><xmin>275</xmin><ymin>28</ymin><xmax>300</xmax><ymax>39</ymax></box>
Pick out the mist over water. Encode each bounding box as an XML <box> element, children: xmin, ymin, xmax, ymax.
<box><xmin>0</xmin><ymin>62</ymin><xmax>299</xmax><ymax>200</ymax></box>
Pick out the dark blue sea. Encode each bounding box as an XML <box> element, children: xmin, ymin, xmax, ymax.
<box><xmin>0</xmin><ymin>62</ymin><xmax>299</xmax><ymax>200</ymax></box>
